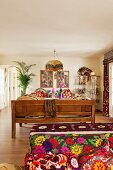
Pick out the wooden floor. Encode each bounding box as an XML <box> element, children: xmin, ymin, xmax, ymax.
<box><xmin>0</xmin><ymin>106</ymin><xmax>113</xmax><ymax>166</ymax></box>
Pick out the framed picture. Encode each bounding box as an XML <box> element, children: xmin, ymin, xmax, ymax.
<box><xmin>40</xmin><ymin>70</ymin><xmax>53</xmax><ymax>88</ymax></box>
<box><xmin>56</xmin><ymin>71</ymin><xmax>69</xmax><ymax>88</ymax></box>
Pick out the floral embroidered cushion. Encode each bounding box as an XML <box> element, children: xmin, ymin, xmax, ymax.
<box><xmin>62</xmin><ymin>89</ymin><xmax>72</xmax><ymax>98</ymax></box>
<box><xmin>34</xmin><ymin>88</ymin><xmax>48</xmax><ymax>98</ymax></box>
<box><xmin>79</xmin><ymin>140</ymin><xmax>113</xmax><ymax>170</ymax></box>
<box><xmin>24</xmin><ymin>152</ymin><xmax>79</xmax><ymax>170</ymax></box>
<box><xmin>30</xmin><ymin>133</ymin><xmax>106</xmax><ymax>158</ymax></box>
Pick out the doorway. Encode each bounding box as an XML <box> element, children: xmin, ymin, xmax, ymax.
<box><xmin>0</xmin><ymin>65</ymin><xmax>20</xmax><ymax>109</ymax></box>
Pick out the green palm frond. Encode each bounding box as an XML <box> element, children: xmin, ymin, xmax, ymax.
<box><xmin>14</xmin><ymin>61</ymin><xmax>36</xmax><ymax>95</ymax></box>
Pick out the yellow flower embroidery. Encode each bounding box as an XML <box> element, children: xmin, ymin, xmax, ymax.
<box><xmin>30</xmin><ymin>164</ymin><xmax>35</xmax><ymax>170</ymax></box>
<box><xmin>105</xmin><ymin>133</ymin><xmax>110</xmax><ymax>138</ymax></box>
<box><xmin>72</xmin><ymin>134</ymin><xmax>78</xmax><ymax>137</ymax></box>
<box><xmin>93</xmin><ymin>161</ymin><xmax>106</xmax><ymax>170</ymax></box>
<box><xmin>72</xmin><ymin>145</ymin><xmax>81</xmax><ymax>155</ymax></box>
<box><xmin>34</xmin><ymin>136</ymin><xmax>45</xmax><ymax>145</ymax></box>
<box><xmin>95</xmin><ymin>138</ymin><xmax>103</xmax><ymax>147</ymax></box>
<box><xmin>59</xmin><ymin>126</ymin><xmax>67</xmax><ymax>129</ymax></box>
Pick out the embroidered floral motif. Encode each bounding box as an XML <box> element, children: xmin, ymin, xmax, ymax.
<box><xmin>92</xmin><ymin>160</ymin><xmax>107</xmax><ymax>170</ymax></box>
<box><xmin>34</xmin><ymin>136</ymin><xmax>45</xmax><ymax>146</ymax></box>
<box><xmin>95</xmin><ymin>138</ymin><xmax>103</xmax><ymax>147</ymax></box>
<box><xmin>72</xmin><ymin>145</ymin><xmax>81</xmax><ymax>155</ymax></box>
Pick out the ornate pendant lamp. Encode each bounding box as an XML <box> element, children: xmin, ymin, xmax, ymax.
<box><xmin>45</xmin><ymin>49</ymin><xmax>63</xmax><ymax>71</ymax></box>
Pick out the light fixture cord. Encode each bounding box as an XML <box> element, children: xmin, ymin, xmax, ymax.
<box><xmin>54</xmin><ymin>49</ymin><xmax>56</xmax><ymax>60</ymax></box>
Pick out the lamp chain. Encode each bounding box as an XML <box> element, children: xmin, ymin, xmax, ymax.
<box><xmin>54</xmin><ymin>49</ymin><xmax>56</xmax><ymax>60</ymax></box>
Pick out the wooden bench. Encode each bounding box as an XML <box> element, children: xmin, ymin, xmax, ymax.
<box><xmin>11</xmin><ymin>99</ymin><xmax>96</xmax><ymax>138</ymax></box>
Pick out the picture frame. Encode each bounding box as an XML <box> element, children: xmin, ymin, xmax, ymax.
<box><xmin>56</xmin><ymin>71</ymin><xmax>69</xmax><ymax>88</ymax></box>
<box><xmin>40</xmin><ymin>70</ymin><xmax>53</xmax><ymax>88</ymax></box>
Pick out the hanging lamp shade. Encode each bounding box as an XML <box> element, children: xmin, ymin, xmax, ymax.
<box><xmin>46</xmin><ymin>60</ymin><xmax>63</xmax><ymax>71</ymax></box>
<box><xmin>45</xmin><ymin>50</ymin><xmax>63</xmax><ymax>71</ymax></box>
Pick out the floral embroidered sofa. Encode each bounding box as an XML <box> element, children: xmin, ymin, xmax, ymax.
<box><xmin>24</xmin><ymin>123</ymin><xmax>113</xmax><ymax>170</ymax></box>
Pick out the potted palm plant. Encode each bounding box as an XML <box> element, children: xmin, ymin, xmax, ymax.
<box><xmin>14</xmin><ymin>61</ymin><xmax>36</xmax><ymax>96</ymax></box>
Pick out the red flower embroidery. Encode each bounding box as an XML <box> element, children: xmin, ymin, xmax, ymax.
<box><xmin>110</xmin><ymin>143</ymin><xmax>113</xmax><ymax>148</ymax></box>
<box><xmin>49</xmin><ymin>138</ymin><xmax>58</xmax><ymax>148</ymax></box>
<box><xmin>83</xmin><ymin>145</ymin><xmax>92</xmax><ymax>154</ymax></box>
<box><xmin>108</xmin><ymin>136</ymin><xmax>113</xmax><ymax>143</ymax></box>
<box><xmin>66</xmin><ymin>138</ymin><xmax>74</xmax><ymax>145</ymax></box>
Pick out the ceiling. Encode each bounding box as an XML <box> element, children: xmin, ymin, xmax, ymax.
<box><xmin>0</xmin><ymin>0</ymin><xmax>113</xmax><ymax>58</ymax></box>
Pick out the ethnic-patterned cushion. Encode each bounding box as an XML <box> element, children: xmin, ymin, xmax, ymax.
<box><xmin>79</xmin><ymin>140</ymin><xmax>113</xmax><ymax>170</ymax></box>
<box><xmin>24</xmin><ymin>152</ymin><xmax>79</xmax><ymax>170</ymax></box>
<box><xmin>25</xmin><ymin>139</ymin><xmax>113</xmax><ymax>170</ymax></box>
<box><xmin>34</xmin><ymin>88</ymin><xmax>47</xmax><ymax>98</ymax></box>
<box><xmin>62</xmin><ymin>89</ymin><xmax>72</xmax><ymax>98</ymax></box>
<box><xmin>81</xmin><ymin>155</ymin><xmax>113</xmax><ymax>170</ymax></box>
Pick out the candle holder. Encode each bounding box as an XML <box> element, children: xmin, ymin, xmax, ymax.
<box><xmin>51</xmin><ymin>88</ymin><xmax>55</xmax><ymax>98</ymax></box>
<box><xmin>59</xmin><ymin>88</ymin><xmax>63</xmax><ymax>99</ymax></box>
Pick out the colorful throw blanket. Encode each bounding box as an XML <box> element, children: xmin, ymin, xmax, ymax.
<box><xmin>25</xmin><ymin>123</ymin><xmax>113</xmax><ymax>170</ymax></box>
<box><xmin>25</xmin><ymin>139</ymin><xmax>113</xmax><ymax>170</ymax></box>
<box><xmin>29</xmin><ymin>123</ymin><xmax>113</xmax><ymax>158</ymax></box>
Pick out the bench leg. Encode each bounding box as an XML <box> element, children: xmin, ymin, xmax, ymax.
<box><xmin>12</xmin><ymin>122</ymin><xmax>16</xmax><ymax>138</ymax></box>
<box><xmin>92</xmin><ymin>105</ymin><xmax>95</xmax><ymax>123</ymax></box>
<box><xmin>19</xmin><ymin>123</ymin><xmax>22</xmax><ymax>127</ymax></box>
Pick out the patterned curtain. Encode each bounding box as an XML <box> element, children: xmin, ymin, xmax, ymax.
<box><xmin>103</xmin><ymin>62</ymin><xmax>109</xmax><ymax>116</ymax></box>
<box><xmin>103</xmin><ymin>49</ymin><xmax>113</xmax><ymax>116</ymax></box>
